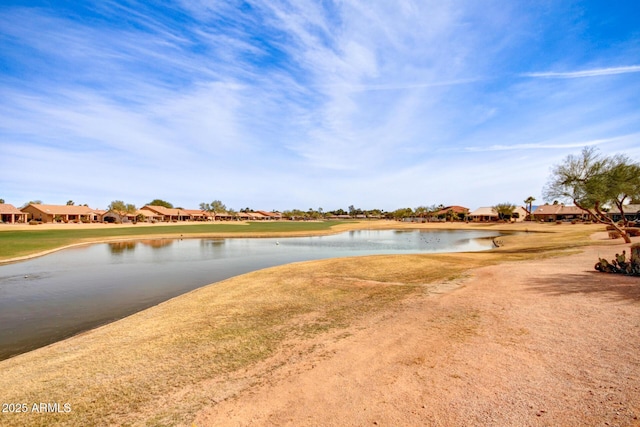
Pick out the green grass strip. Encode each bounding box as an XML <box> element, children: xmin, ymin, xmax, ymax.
<box><xmin>0</xmin><ymin>222</ymin><xmax>343</xmax><ymax>260</ymax></box>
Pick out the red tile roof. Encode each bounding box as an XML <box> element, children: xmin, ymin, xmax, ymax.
<box><xmin>256</xmin><ymin>210</ymin><xmax>282</xmax><ymax>217</ymax></box>
<box><xmin>607</xmin><ymin>204</ymin><xmax>640</xmax><ymax>214</ymax></box>
<box><xmin>23</xmin><ymin>204</ymin><xmax>96</xmax><ymax>215</ymax></box>
<box><xmin>0</xmin><ymin>203</ymin><xmax>23</xmax><ymax>214</ymax></box>
<box><xmin>183</xmin><ymin>209</ymin><xmax>209</xmax><ymax>217</ymax></box>
<box><xmin>141</xmin><ymin>205</ymin><xmax>185</xmax><ymax>216</ymax></box>
<box><xmin>432</xmin><ymin>206</ymin><xmax>469</xmax><ymax>215</ymax></box>
<box><xmin>532</xmin><ymin>204</ymin><xmax>586</xmax><ymax>216</ymax></box>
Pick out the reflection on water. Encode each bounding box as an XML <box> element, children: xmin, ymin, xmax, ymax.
<box><xmin>108</xmin><ymin>239</ymin><xmax>178</xmax><ymax>254</ymax></box>
<box><xmin>140</xmin><ymin>239</ymin><xmax>175</xmax><ymax>249</ymax></box>
<box><xmin>108</xmin><ymin>241</ymin><xmax>138</xmax><ymax>254</ymax></box>
<box><xmin>0</xmin><ymin>229</ymin><xmax>502</xmax><ymax>360</ymax></box>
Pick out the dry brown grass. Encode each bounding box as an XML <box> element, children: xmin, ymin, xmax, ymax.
<box><xmin>0</xmin><ymin>222</ymin><xmax>608</xmax><ymax>426</ymax></box>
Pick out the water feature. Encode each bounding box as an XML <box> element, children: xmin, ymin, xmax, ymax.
<box><xmin>0</xmin><ymin>229</ymin><xmax>502</xmax><ymax>360</ymax></box>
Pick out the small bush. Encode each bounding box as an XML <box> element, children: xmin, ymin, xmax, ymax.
<box><xmin>625</xmin><ymin>228</ymin><xmax>640</xmax><ymax>237</ymax></box>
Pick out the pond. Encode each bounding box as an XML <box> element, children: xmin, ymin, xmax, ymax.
<box><xmin>0</xmin><ymin>229</ymin><xmax>503</xmax><ymax>360</ymax></box>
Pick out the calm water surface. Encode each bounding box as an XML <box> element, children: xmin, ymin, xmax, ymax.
<box><xmin>0</xmin><ymin>229</ymin><xmax>501</xmax><ymax>359</ymax></box>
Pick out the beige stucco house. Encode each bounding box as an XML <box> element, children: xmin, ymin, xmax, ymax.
<box><xmin>606</xmin><ymin>204</ymin><xmax>640</xmax><ymax>223</ymax></box>
<box><xmin>469</xmin><ymin>206</ymin><xmax>528</xmax><ymax>222</ymax></box>
<box><xmin>469</xmin><ymin>207</ymin><xmax>499</xmax><ymax>222</ymax></box>
<box><xmin>21</xmin><ymin>204</ymin><xmax>100</xmax><ymax>223</ymax></box>
<box><xmin>140</xmin><ymin>205</ymin><xmax>190</xmax><ymax>222</ymax></box>
<box><xmin>532</xmin><ymin>204</ymin><xmax>589</xmax><ymax>222</ymax></box>
<box><xmin>0</xmin><ymin>204</ymin><xmax>28</xmax><ymax>223</ymax></box>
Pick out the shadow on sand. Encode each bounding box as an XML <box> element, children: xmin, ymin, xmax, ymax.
<box><xmin>525</xmin><ymin>270</ymin><xmax>640</xmax><ymax>303</ymax></box>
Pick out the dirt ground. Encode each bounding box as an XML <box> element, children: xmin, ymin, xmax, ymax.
<box><xmin>1</xmin><ymin>225</ymin><xmax>639</xmax><ymax>426</ymax></box>
<box><xmin>193</xmin><ymin>233</ymin><xmax>640</xmax><ymax>427</ymax></box>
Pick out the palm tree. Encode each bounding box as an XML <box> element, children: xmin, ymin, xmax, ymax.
<box><xmin>524</xmin><ymin>196</ymin><xmax>536</xmax><ymax>221</ymax></box>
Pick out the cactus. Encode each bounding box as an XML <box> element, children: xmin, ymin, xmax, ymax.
<box><xmin>595</xmin><ymin>243</ymin><xmax>640</xmax><ymax>276</ymax></box>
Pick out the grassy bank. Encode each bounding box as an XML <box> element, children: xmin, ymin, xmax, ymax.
<box><xmin>0</xmin><ymin>222</ymin><xmax>607</xmax><ymax>426</ymax></box>
<box><xmin>0</xmin><ymin>221</ymin><xmax>347</xmax><ymax>261</ymax></box>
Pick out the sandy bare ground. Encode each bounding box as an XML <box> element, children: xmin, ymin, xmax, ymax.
<box><xmin>1</xmin><ymin>224</ymin><xmax>639</xmax><ymax>426</ymax></box>
<box><xmin>194</xmin><ymin>234</ymin><xmax>640</xmax><ymax>427</ymax></box>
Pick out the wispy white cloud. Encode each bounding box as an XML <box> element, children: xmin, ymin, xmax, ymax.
<box><xmin>523</xmin><ymin>65</ymin><xmax>640</xmax><ymax>79</ymax></box>
<box><xmin>1</xmin><ymin>1</ymin><xmax>639</xmax><ymax>211</ymax></box>
<box><xmin>321</xmin><ymin>78</ymin><xmax>483</xmax><ymax>92</ymax></box>
<box><xmin>463</xmin><ymin>136</ymin><xmax>621</xmax><ymax>152</ymax></box>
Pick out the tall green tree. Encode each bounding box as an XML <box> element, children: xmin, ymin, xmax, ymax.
<box><xmin>543</xmin><ymin>147</ymin><xmax>640</xmax><ymax>243</ymax></box>
<box><xmin>147</xmin><ymin>199</ymin><xmax>173</xmax><ymax>208</ymax></box>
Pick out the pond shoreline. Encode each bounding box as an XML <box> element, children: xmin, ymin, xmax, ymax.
<box><xmin>2</xmin><ymin>224</ymin><xmax>629</xmax><ymax>426</ymax></box>
<box><xmin>0</xmin><ymin>220</ymin><xmax>532</xmax><ymax>265</ymax></box>
<box><xmin>0</xmin><ymin>227</ymin><xmax>504</xmax><ymax>360</ymax></box>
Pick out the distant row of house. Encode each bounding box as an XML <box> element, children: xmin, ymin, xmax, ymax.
<box><xmin>530</xmin><ymin>203</ymin><xmax>639</xmax><ymax>222</ymax></box>
<box><xmin>1</xmin><ymin>202</ymin><xmax>638</xmax><ymax>224</ymax></box>
<box><xmin>0</xmin><ymin>204</ymin><xmax>283</xmax><ymax>224</ymax></box>
<box><xmin>403</xmin><ymin>205</ymin><xmax>528</xmax><ymax>222</ymax></box>
<box><xmin>410</xmin><ymin>204</ymin><xmax>640</xmax><ymax>223</ymax></box>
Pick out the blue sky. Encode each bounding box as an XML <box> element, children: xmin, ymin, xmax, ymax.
<box><xmin>1</xmin><ymin>1</ymin><xmax>639</xmax><ymax>212</ymax></box>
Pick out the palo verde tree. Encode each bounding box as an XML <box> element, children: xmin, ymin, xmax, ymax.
<box><xmin>543</xmin><ymin>147</ymin><xmax>640</xmax><ymax>243</ymax></box>
<box><xmin>200</xmin><ymin>200</ymin><xmax>227</xmax><ymax>221</ymax></box>
<box><xmin>604</xmin><ymin>154</ymin><xmax>640</xmax><ymax>226</ymax></box>
<box><xmin>108</xmin><ymin>200</ymin><xmax>137</xmax><ymax>223</ymax></box>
